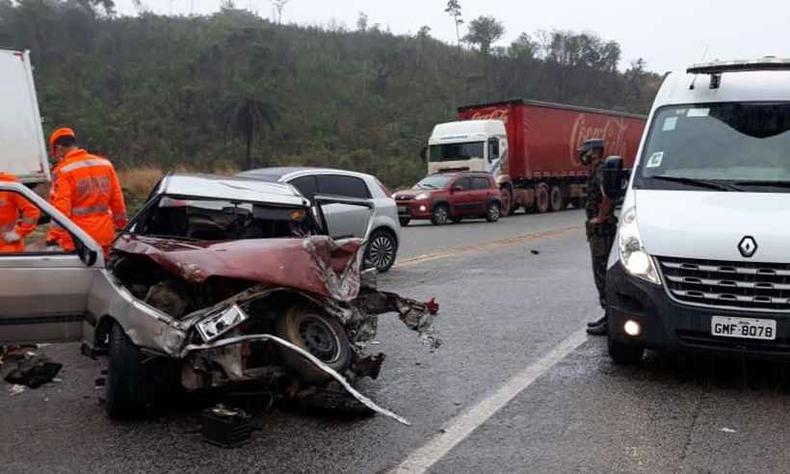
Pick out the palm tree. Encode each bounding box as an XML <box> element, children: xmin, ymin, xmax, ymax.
<box><xmin>223</xmin><ymin>93</ymin><xmax>278</xmax><ymax>170</ymax></box>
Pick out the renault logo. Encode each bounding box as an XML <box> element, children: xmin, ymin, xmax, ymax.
<box><xmin>738</xmin><ymin>236</ymin><xmax>758</xmax><ymax>258</ymax></box>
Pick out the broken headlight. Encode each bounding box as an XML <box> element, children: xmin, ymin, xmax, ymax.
<box><xmin>618</xmin><ymin>207</ymin><xmax>660</xmax><ymax>285</ymax></box>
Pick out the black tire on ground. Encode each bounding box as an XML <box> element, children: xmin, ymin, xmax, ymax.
<box><xmin>105</xmin><ymin>323</ymin><xmax>153</xmax><ymax>419</ymax></box>
<box><xmin>535</xmin><ymin>183</ymin><xmax>550</xmax><ymax>213</ymax></box>
<box><xmin>398</xmin><ymin>217</ymin><xmax>410</xmax><ymax>227</ymax></box>
<box><xmin>485</xmin><ymin>201</ymin><xmax>501</xmax><ymax>222</ymax></box>
<box><xmin>607</xmin><ymin>337</ymin><xmax>645</xmax><ymax>365</ymax></box>
<box><xmin>430</xmin><ymin>204</ymin><xmax>450</xmax><ymax>225</ymax></box>
<box><xmin>549</xmin><ymin>185</ymin><xmax>565</xmax><ymax>212</ymax></box>
<box><xmin>365</xmin><ymin>229</ymin><xmax>397</xmax><ymax>273</ymax></box>
<box><xmin>275</xmin><ymin>305</ymin><xmax>352</xmax><ymax>385</ymax></box>
<box><xmin>499</xmin><ymin>187</ymin><xmax>513</xmax><ymax>217</ymax></box>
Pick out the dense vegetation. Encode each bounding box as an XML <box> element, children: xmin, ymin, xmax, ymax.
<box><xmin>0</xmin><ymin>0</ymin><xmax>662</xmax><ymax>187</ymax></box>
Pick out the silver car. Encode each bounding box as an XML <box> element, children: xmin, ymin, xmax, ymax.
<box><xmin>0</xmin><ymin>175</ymin><xmax>438</xmax><ymax>422</ymax></box>
<box><xmin>237</xmin><ymin>167</ymin><xmax>401</xmax><ymax>273</ymax></box>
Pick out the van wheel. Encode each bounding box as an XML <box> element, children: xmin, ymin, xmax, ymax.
<box><xmin>549</xmin><ymin>185</ymin><xmax>565</xmax><ymax>212</ymax></box>
<box><xmin>105</xmin><ymin>323</ymin><xmax>153</xmax><ymax>419</ymax></box>
<box><xmin>275</xmin><ymin>305</ymin><xmax>352</xmax><ymax>384</ymax></box>
<box><xmin>607</xmin><ymin>337</ymin><xmax>644</xmax><ymax>366</ymax></box>
<box><xmin>535</xmin><ymin>183</ymin><xmax>550</xmax><ymax>213</ymax></box>
<box><xmin>431</xmin><ymin>204</ymin><xmax>450</xmax><ymax>225</ymax></box>
<box><xmin>486</xmin><ymin>202</ymin><xmax>501</xmax><ymax>222</ymax></box>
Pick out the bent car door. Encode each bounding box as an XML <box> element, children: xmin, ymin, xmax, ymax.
<box><xmin>0</xmin><ymin>182</ymin><xmax>104</xmax><ymax>344</ymax></box>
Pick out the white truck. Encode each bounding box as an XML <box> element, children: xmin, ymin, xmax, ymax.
<box><xmin>0</xmin><ymin>49</ymin><xmax>50</xmax><ymax>183</ymax></box>
<box><xmin>602</xmin><ymin>57</ymin><xmax>790</xmax><ymax>364</ymax></box>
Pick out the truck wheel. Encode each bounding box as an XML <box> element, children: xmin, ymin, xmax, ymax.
<box><xmin>485</xmin><ymin>202</ymin><xmax>501</xmax><ymax>222</ymax></box>
<box><xmin>399</xmin><ymin>217</ymin><xmax>410</xmax><ymax>227</ymax></box>
<box><xmin>275</xmin><ymin>305</ymin><xmax>352</xmax><ymax>385</ymax></box>
<box><xmin>549</xmin><ymin>185</ymin><xmax>565</xmax><ymax>212</ymax></box>
<box><xmin>535</xmin><ymin>183</ymin><xmax>550</xmax><ymax>213</ymax></box>
<box><xmin>607</xmin><ymin>337</ymin><xmax>645</xmax><ymax>366</ymax></box>
<box><xmin>430</xmin><ymin>204</ymin><xmax>450</xmax><ymax>225</ymax></box>
<box><xmin>499</xmin><ymin>188</ymin><xmax>513</xmax><ymax>217</ymax></box>
<box><xmin>105</xmin><ymin>323</ymin><xmax>153</xmax><ymax>419</ymax></box>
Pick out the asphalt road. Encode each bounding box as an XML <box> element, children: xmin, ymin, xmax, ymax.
<box><xmin>3</xmin><ymin>209</ymin><xmax>790</xmax><ymax>473</ymax></box>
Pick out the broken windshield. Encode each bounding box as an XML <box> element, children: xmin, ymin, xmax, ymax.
<box><xmin>635</xmin><ymin>102</ymin><xmax>790</xmax><ymax>191</ymax></box>
<box><xmin>135</xmin><ymin>196</ymin><xmax>314</xmax><ymax>240</ymax></box>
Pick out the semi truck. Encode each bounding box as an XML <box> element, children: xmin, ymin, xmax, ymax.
<box><xmin>425</xmin><ymin>99</ymin><xmax>646</xmax><ymax>215</ymax></box>
<box><xmin>0</xmin><ymin>49</ymin><xmax>50</xmax><ymax>183</ymax></box>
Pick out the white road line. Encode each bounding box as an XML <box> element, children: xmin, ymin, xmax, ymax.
<box><xmin>389</xmin><ymin>328</ymin><xmax>589</xmax><ymax>474</ymax></box>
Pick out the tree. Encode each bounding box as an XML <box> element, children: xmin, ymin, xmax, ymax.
<box><xmin>356</xmin><ymin>11</ymin><xmax>367</xmax><ymax>32</ymax></box>
<box><xmin>223</xmin><ymin>93</ymin><xmax>278</xmax><ymax>169</ymax></box>
<box><xmin>270</xmin><ymin>0</ymin><xmax>287</xmax><ymax>23</ymax></box>
<box><xmin>509</xmin><ymin>32</ymin><xmax>537</xmax><ymax>59</ymax></box>
<box><xmin>444</xmin><ymin>0</ymin><xmax>463</xmax><ymax>47</ymax></box>
<box><xmin>464</xmin><ymin>15</ymin><xmax>504</xmax><ymax>56</ymax></box>
<box><xmin>417</xmin><ymin>25</ymin><xmax>431</xmax><ymax>39</ymax></box>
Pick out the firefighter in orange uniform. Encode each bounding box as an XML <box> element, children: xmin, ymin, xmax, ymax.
<box><xmin>46</xmin><ymin>128</ymin><xmax>127</xmax><ymax>253</ymax></box>
<box><xmin>0</xmin><ymin>173</ymin><xmax>40</xmax><ymax>253</ymax></box>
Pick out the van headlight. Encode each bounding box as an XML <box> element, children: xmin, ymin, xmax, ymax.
<box><xmin>415</xmin><ymin>193</ymin><xmax>430</xmax><ymax>200</ymax></box>
<box><xmin>618</xmin><ymin>207</ymin><xmax>660</xmax><ymax>285</ymax></box>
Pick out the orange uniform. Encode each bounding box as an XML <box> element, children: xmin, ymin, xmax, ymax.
<box><xmin>0</xmin><ymin>173</ymin><xmax>40</xmax><ymax>253</ymax></box>
<box><xmin>46</xmin><ymin>149</ymin><xmax>127</xmax><ymax>252</ymax></box>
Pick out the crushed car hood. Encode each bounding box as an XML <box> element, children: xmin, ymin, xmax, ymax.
<box><xmin>113</xmin><ymin>235</ymin><xmax>364</xmax><ymax>301</ymax></box>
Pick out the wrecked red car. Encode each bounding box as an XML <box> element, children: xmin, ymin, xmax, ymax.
<box><xmin>0</xmin><ymin>176</ymin><xmax>439</xmax><ymax>424</ymax></box>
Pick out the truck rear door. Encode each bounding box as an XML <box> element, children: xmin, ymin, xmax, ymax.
<box><xmin>0</xmin><ymin>50</ymin><xmax>50</xmax><ymax>184</ymax></box>
<box><xmin>0</xmin><ymin>182</ymin><xmax>103</xmax><ymax>344</ymax></box>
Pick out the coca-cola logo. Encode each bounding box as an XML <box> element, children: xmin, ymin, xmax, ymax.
<box><xmin>570</xmin><ymin>114</ymin><xmax>629</xmax><ymax>166</ymax></box>
<box><xmin>468</xmin><ymin>108</ymin><xmax>509</xmax><ymax>123</ymax></box>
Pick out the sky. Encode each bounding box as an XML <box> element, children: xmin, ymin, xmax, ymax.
<box><xmin>113</xmin><ymin>0</ymin><xmax>789</xmax><ymax>73</ymax></box>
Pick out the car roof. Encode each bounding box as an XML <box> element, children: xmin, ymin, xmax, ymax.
<box><xmin>157</xmin><ymin>174</ymin><xmax>309</xmax><ymax>207</ymax></box>
<box><xmin>239</xmin><ymin>166</ymin><xmax>375</xmax><ymax>181</ymax></box>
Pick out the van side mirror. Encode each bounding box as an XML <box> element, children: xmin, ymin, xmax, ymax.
<box><xmin>601</xmin><ymin>156</ymin><xmax>624</xmax><ymax>200</ymax></box>
<box><xmin>420</xmin><ymin>146</ymin><xmax>428</xmax><ymax>162</ymax></box>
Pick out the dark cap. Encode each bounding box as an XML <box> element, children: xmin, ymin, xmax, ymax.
<box><xmin>577</xmin><ymin>139</ymin><xmax>604</xmax><ymax>154</ymax></box>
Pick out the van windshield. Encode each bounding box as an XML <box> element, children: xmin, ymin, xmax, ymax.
<box><xmin>429</xmin><ymin>141</ymin><xmax>484</xmax><ymax>162</ymax></box>
<box><xmin>635</xmin><ymin>102</ymin><xmax>790</xmax><ymax>191</ymax></box>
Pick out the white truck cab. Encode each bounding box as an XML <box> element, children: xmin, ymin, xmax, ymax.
<box><xmin>605</xmin><ymin>58</ymin><xmax>790</xmax><ymax>364</ymax></box>
<box><xmin>426</xmin><ymin>120</ymin><xmax>508</xmax><ymax>177</ymax></box>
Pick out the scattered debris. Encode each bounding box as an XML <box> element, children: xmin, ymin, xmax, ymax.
<box><xmin>530</xmin><ymin>249</ymin><xmax>540</xmax><ymax>255</ymax></box>
<box><xmin>2</xmin><ymin>351</ymin><xmax>62</xmax><ymax>389</ymax></box>
<box><xmin>200</xmin><ymin>404</ymin><xmax>253</xmax><ymax>448</ymax></box>
<box><xmin>8</xmin><ymin>384</ymin><xmax>26</xmax><ymax>396</ymax></box>
<box><xmin>720</xmin><ymin>427</ymin><xmax>737</xmax><ymax>433</ymax></box>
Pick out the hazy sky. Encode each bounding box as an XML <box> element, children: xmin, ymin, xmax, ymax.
<box><xmin>115</xmin><ymin>0</ymin><xmax>788</xmax><ymax>73</ymax></box>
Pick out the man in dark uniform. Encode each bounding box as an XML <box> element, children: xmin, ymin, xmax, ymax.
<box><xmin>579</xmin><ymin>139</ymin><xmax>617</xmax><ymax>336</ymax></box>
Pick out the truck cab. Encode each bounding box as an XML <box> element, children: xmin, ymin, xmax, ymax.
<box><xmin>427</xmin><ymin>120</ymin><xmax>508</xmax><ymax>178</ymax></box>
<box><xmin>605</xmin><ymin>58</ymin><xmax>790</xmax><ymax>364</ymax></box>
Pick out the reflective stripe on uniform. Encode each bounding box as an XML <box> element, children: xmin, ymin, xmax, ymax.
<box><xmin>0</xmin><ymin>223</ymin><xmax>14</xmax><ymax>232</ymax></box>
<box><xmin>113</xmin><ymin>212</ymin><xmax>128</xmax><ymax>223</ymax></box>
<box><xmin>21</xmin><ymin>216</ymin><xmax>38</xmax><ymax>225</ymax></box>
<box><xmin>59</xmin><ymin>158</ymin><xmax>112</xmax><ymax>174</ymax></box>
<box><xmin>72</xmin><ymin>204</ymin><xmax>109</xmax><ymax>216</ymax></box>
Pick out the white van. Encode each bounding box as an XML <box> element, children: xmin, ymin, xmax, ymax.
<box><xmin>0</xmin><ymin>49</ymin><xmax>50</xmax><ymax>183</ymax></box>
<box><xmin>603</xmin><ymin>58</ymin><xmax>790</xmax><ymax>364</ymax></box>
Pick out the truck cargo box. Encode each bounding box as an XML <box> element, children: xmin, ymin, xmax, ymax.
<box><xmin>0</xmin><ymin>49</ymin><xmax>50</xmax><ymax>183</ymax></box>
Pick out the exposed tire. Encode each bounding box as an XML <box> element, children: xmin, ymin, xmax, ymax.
<box><xmin>607</xmin><ymin>337</ymin><xmax>645</xmax><ymax>366</ymax></box>
<box><xmin>365</xmin><ymin>229</ymin><xmax>397</xmax><ymax>273</ymax></box>
<box><xmin>499</xmin><ymin>187</ymin><xmax>513</xmax><ymax>217</ymax></box>
<box><xmin>275</xmin><ymin>305</ymin><xmax>352</xmax><ymax>385</ymax></box>
<box><xmin>105</xmin><ymin>323</ymin><xmax>153</xmax><ymax>419</ymax></box>
<box><xmin>485</xmin><ymin>201</ymin><xmax>501</xmax><ymax>222</ymax></box>
<box><xmin>549</xmin><ymin>185</ymin><xmax>565</xmax><ymax>212</ymax></box>
<box><xmin>430</xmin><ymin>204</ymin><xmax>450</xmax><ymax>225</ymax></box>
<box><xmin>535</xmin><ymin>183</ymin><xmax>550</xmax><ymax>213</ymax></box>
<box><xmin>398</xmin><ymin>217</ymin><xmax>410</xmax><ymax>227</ymax></box>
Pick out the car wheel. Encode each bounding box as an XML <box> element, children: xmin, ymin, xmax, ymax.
<box><xmin>485</xmin><ymin>201</ymin><xmax>501</xmax><ymax>222</ymax></box>
<box><xmin>275</xmin><ymin>305</ymin><xmax>352</xmax><ymax>385</ymax></box>
<box><xmin>451</xmin><ymin>217</ymin><xmax>463</xmax><ymax>224</ymax></box>
<box><xmin>105</xmin><ymin>323</ymin><xmax>153</xmax><ymax>419</ymax></box>
<box><xmin>535</xmin><ymin>183</ymin><xmax>550</xmax><ymax>213</ymax></box>
<box><xmin>431</xmin><ymin>204</ymin><xmax>450</xmax><ymax>225</ymax></box>
<box><xmin>549</xmin><ymin>185</ymin><xmax>565</xmax><ymax>212</ymax></box>
<box><xmin>399</xmin><ymin>217</ymin><xmax>411</xmax><ymax>227</ymax></box>
<box><xmin>365</xmin><ymin>229</ymin><xmax>397</xmax><ymax>273</ymax></box>
<box><xmin>607</xmin><ymin>336</ymin><xmax>644</xmax><ymax>366</ymax></box>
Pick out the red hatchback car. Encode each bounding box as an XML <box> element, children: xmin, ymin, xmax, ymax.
<box><xmin>393</xmin><ymin>172</ymin><xmax>503</xmax><ymax>226</ymax></box>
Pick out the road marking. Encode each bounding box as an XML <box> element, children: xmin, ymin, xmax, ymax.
<box><xmin>395</xmin><ymin>225</ymin><xmax>581</xmax><ymax>268</ymax></box>
<box><xmin>389</xmin><ymin>328</ymin><xmax>588</xmax><ymax>474</ymax></box>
